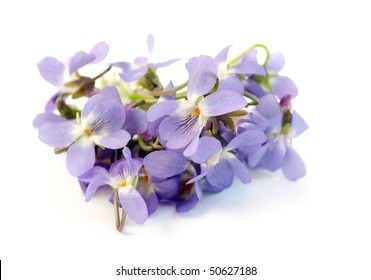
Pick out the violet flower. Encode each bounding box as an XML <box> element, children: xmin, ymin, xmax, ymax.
<box><xmin>85</xmin><ymin>148</ymin><xmax>148</xmax><ymax>224</ymax></box>
<box><xmin>36</xmin><ymin>86</ymin><xmax>130</xmax><ymax>176</ymax></box>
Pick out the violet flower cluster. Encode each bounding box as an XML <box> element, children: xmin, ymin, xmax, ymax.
<box><xmin>33</xmin><ymin>35</ymin><xmax>308</xmax><ymax>231</ymax></box>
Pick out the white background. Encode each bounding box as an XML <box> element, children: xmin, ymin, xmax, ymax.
<box><xmin>0</xmin><ymin>0</ymin><xmax>370</xmax><ymax>279</ymax></box>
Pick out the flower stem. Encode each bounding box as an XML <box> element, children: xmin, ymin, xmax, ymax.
<box><xmin>114</xmin><ymin>191</ymin><xmax>126</xmax><ymax>232</ymax></box>
<box><xmin>138</xmin><ymin>135</ymin><xmax>153</xmax><ymax>152</ymax></box>
<box><xmin>244</xmin><ymin>91</ymin><xmax>259</xmax><ymax>105</ymax></box>
<box><xmin>92</xmin><ymin>66</ymin><xmax>112</xmax><ymax>81</ymax></box>
<box><xmin>228</xmin><ymin>44</ymin><xmax>270</xmax><ymax>68</ymax></box>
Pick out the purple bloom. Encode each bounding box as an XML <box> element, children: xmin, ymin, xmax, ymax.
<box><xmin>147</xmin><ymin>55</ymin><xmax>247</xmax><ymax>156</ymax></box>
<box><xmin>188</xmin><ymin>129</ymin><xmax>267</xmax><ymax>191</ymax></box>
<box><xmin>36</xmin><ymin>86</ymin><xmax>130</xmax><ymax>176</ymax></box>
<box><xmin>247</xmin><ymin>94</ymin><xmax>308</xmax><ymax>180</ymax></box>
<box><xmin>85</xmin><ymin>148</ymin><xmax>148</xmax><ymax>224</ymax></box>
<box><xmin>38</xmin><ymin>41</ymin><xmax>109</xmax><ymax>111</ymax></box>
<box><xmin>112</xmin><ymin>34</ymin><xmax>178</xmax><ymax>82</ymax></box>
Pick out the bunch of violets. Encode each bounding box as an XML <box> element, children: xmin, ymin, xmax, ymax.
<box><xmin>33</xmin><ymin>35</ymin><xmax>307</xmax><ymax>231</ymax></box>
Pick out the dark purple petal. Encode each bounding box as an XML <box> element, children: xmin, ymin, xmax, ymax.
<box><xmin>282</xmin><ymin>147</ymin><xmax>306</xmax><ymax>180</ymax></box>
<box><xmin>271</xmin><ymin>76</ymin><xmax>298</xmax><ymax>99</ymax></box>
<box><xmin>66</xmin><ymin>138</ymin><xmax>95</xmax><ymax>177</ymax></box>
<box><xmin>288</xmin><ymin>111</ymin><xmax>308</xmax><ymax>139</ymax></box>
<box><xmin>85</xmin><ymin>175</ymin><xmax>110</xmax><ymax>201</ymax></box>
<box><xmin>176</xmin><ymin>186</ymin><xmax>201</xmax><ymax>213</ymax></box>
<box><xmin>218</xmin><ymin>77</ymin><xmax>244</xmax><ymax>95</ymax></box>
<box><xmin>93</xmin><ymin>130</ymin><xmax>130</xmax><ymax>149</ymax></box>
<box><xmin>33</xmin><ymin>112</ymin><xmax>65</xmax><ymax>128</ymax></box>
<box><xmin>147</xmin><ymin>34</ymin><xmax>154</xmax><ymax>54</ymax></box>
<box><xmin>191</xmin><ymin>136</ymin><xmax>222</xmax><ymax>164</ymax></box>
<box><xmin>260</xmin><ymin>140</ymin><xmax>286</xmax><ymax>171</ymax></box>
<box><xmin>150</xmin><ymin>58</ymin><xmax>179</xmax><ymax>68</ymax></box>
<box><xmin>143</xmin><ymin>150</ymin><xmax>187</xmax><ymax>178</ymax></box>
<box><xmin>37</xmin><ymin>57</ymin><xmax>65</xmax><ymax>87</ymax></box>
<box><xmin>215</xmin><ymin>46</ymin><xmax>230</xmax><ymax>64</ymax></box>
<box><xmin>187</xmin><ymin>55</ymin><xmax>218</xmax><ymax>100</ymax></box>
<box><xmin>227</xmin><ymin>154</ymin><xmax>251</xmax><ymax>183</ymax></box>
<box><xmin>147</xmin><ymin>100</ymin><xmax>181</xmax><ymax>122</ymax></box>
<box><xmin>206</xmin><ymin>158</ymin><xmax>233</xmax><ymax>189</ymax></box>
<box><xmin>119</xmin><ymin>186</ymin><xmax>148</xmax><ymax>225</ymax></box>
<box><xmin>123</xmin><ymin>108</ymin><xmax>148</xmax><ymax>135</ymax></box>
<box><xmin>200</xmin><ymin>90</ymin><xmax>247</xmax><ymax>117</ymax></box>
<box><xmin>68</xmin><ymin>51</ymin><xmax>95</xmax><ymax>74</ymax></box>
<box><xmin>90</xmin><ymin>41</ymin><xmax>109</xmax><ymax>63</ymax></box>
<box><xmin>38</xmin><ymin>121</ymin><xmax>80</xmax><ymax>148</ymax></box>
<box><xmin>267</xmin><ymin>52</ymin><xmax>285</xmax><ymax>73</ymax></box>
<box><xmin>226</xmin><ymin>129</ymin><xmax>267</xmax><ymax>151</ymax></box>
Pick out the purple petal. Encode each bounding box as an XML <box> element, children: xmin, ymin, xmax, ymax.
<box><xmin>66</xmin><ymin>138</ymin><xmax>95</xmax><ymax>177</ymax></box>
<box><xmin>226</xmin><ymin>154</ymin><xmax>251</xmax><ymax>183</ymax></box>
<box><xmin>271</xmin><ymin>76</ymin><xmax>298</xmax><ymax>99</ymax></box>
<box><xmin>176</xmin><ymin>186</ymin><xmax>201</xmax><ymax>213</ymax></box>
<box><xmin>68</xmin><ymin>51</ymin><xmax>95</xmax><ymax>74</ymax></box>
<box><xmin>90</xmin><ymin>41</ymin><xmax>109</xmax><ymax>63</ymax></box>
<box><xmin>248</xmin><ymin>141</ymin><xmax>270</xmax><ymax>168</ymax></box>
<box><xmin>191</xmin><ymin>136</ymin><xmax>222</xmax><ymax>164</ymax></box>
<box><xmin>218</xmin><ymin>77</ymin><xmax>244</xmax><ymax>95</ymax></box>
<box><xmin>120</xmin><ymin>65</ymin><xmax>148</xmax><ymax>82</ymax></box>
<box><xmin>159</xmin><ymin>115</ymin><xmax>201</xmax><ymax>150</ymax></box>
<box><xmin>288</xmin><ymin>111</ymin><xmax>308</xmax><ymax>139</ymax></box>
<box><xmin>44</xmin><ymin>92</ymin><xmax>61</xmax><ymax>112</ymax></box>
<box><xmin>85</xmin><ymin>175</ymin><xmax>110</xmax><ymax>201</ymax></box>
<box><xmin>143</xmin><ymin>150</ymin><xmax>187</xmax><ymax>178</ymax></box>
<box><xmin>226</xmin><ymin>129</ymin><xmax>267</xmax><ymax>151</ymax></box>
<box><xmin>282</xmin><ymin>147</ymin><xmax>306</xmax><ymax>180</ymax></box>
<box><xmin>206</xmin><ymin>158</ymin><xmax>234</xmax><ymax>188</ymax></box>
<box><xmin>187</xmin><ymin>167</ymin><xmax>211</xmax><ymax>184</ymax></box>
<box><xmin>147</xmin><ymin>34</ymin><xmax>154</xmax><ymax>54</ymax></box>
<box><xmin>183</xmin><ymin>130</ymin><xmax>201</xmax><ymax>157</ymax></box>
<box><xmin>109</xmin><ymin>158</ymin><xmax>143</xmax><ymax>178</ymax></box>
<box><xmin>79</xmin><ymin>166</ymin><xmax>108</xmax><ymax>182</ymax></box>
<box><xmin>267</xmin><ymin>52</ymin><xmax>285</xmax><ymax>73</ymax></box>
<box><xmin>98</xmin><ymin>86</ymin><xmax>122</xmax><ymax>103</ymax></box>
<box><xmin>215</xmin><ymin>46</ymin><xmax>230</xmax><ymax>64</ymax></box>
<box><xmin>119</xmin><ymin>186</ymin><xmax>148</xmax><ymax>225</ymax></box>
<box><xmin>147</xmin><ymin>100</ymin><xmax>181</xmax><ymax>122</ymax></box>
<box><xmin>256</xmin><ymin>94</ymin><xmax>282</xmax><ymax>119</ymax></box>
<box><xmin>37</xmin><ymin>57</ymin><xmax>65</xmax><ymax>87</ymax></box>
<box><xmin>150</xmin><ymin>58</ymin><xmax>179</xmax><ymax>69</ymax></box>
<box><xmin>123</xmin><ymin>108</ymin><xmax>148</xmax><ymax>135</ymax></box>
<box><xmin>187</xmin><ymin>55</ymin><xmax>218</xmax><ymax>100</ymax></box>
<box><xmin>245</xmin><ymin>79</ymin><xmax>268</xmax><ymax>99</ymax></box>
<box><xmin>230</xmin><ymin>59</ymin><xmax>265</xmax><ymax>76</ymax></box>
<box><xmin>260</xmin><ymin>140</ymin><xmax>286</xmax><ymax>171</ymax></box>
<box><xmin>200</xmin><ymin>90</ymin><xmax>247</xmax><ymax>117</ymax></box>
<box><xmin>154</xmin><ymin>177</ymin><xmax>180</xmax><ymax>199</ymax></box>
<box><xmin>143</xmin><ymin>191</ymin><xmax>158</xmax><ymax>215</ymax></box>
<box><xmin>38</xmin><ymin>121</ymin><xmax>80</xmax><ymax>148</ymax></box>
<box><xmin>33</xmin><ymin>112</ymin><xmax>65</xmax><ymax>129</ymax></box>
<box><xmin>93</xmin><ymin>130</ymin><xmax>130</xmax><ymax>149</ymax></box>
<box><xmin>203</xmin><ymin>179</ymin><xmax>227</xmax><ymax>193</ymax></box>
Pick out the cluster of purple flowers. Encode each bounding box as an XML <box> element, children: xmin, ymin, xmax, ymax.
<box><xmin>34</xmin><ymin>35</ymin><xmax>307</xmax><ymax>230</ymax></box>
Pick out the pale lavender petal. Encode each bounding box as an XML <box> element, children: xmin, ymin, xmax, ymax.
<box><xmin>109</xmin><ymin>158</ymin><xmax>142</xmax><ymax>178</ymax></box>
<box><xmin>85</xmin><ymin>175</ymin><xmax>110</xmax><ymax>201</ymax></box>
<box><xmin>134</xmin><ymin>56</ymin><xmax>148</xmax><ymax>65</ymax></box>
<box><xmin>147</xmin><ymin>100</ymin><xmax>181</xmax><ymax>122</ymax></box>
<box><xmin>248</xmin><ymin>141</ymin><xmax>270</xmax><ymax>168</ymax></box>
<box><xmin>123</xmin><ymin>108</ymin><xmax>148</xmax><ymax>135</ymax></box>
<box><xmin>271</xmin><ymin>76</ymin><xmax>298</xmax><ymax>99</ymax></box>
<box><xmin>256</xmin><ymin>94</ymin><xmax>281</xmax><ymax>118</ymax></box>
<box><xmin>191</xmin><ymin>136</ymin><xmax>222</xmax><ymax>164</ymax></box>
<box><xmin>176</xmin><ymin>187</ymin><xmax>200</xmax><ymax>213</ymax></box>
<box><xmin>282</xmin><ymin>147</ymin><xmax>306</xmax><ymax>180</ymax></box>
<box><xmin>33</xmin><ymin>112</ymin><xmax>65</xmax><ymax>128</ymax></box>
<box><xmin>206</xmin><ymin>158</ymin><xmax>233</xmax><ymax>188</ymax></box>
<box><xmin>119</xmin><ymin>65</ymin><xmax>148</xmax><ymax>82</ymax></box>
<box><xmin>226</xmin><ymin>154</ymin><xmax>251</xmax><ymax>183</ymax></box>
<box><xmin>183</xmin><ymin>130</ymin><xmax>201</xmax><ymax>157</ymax></box>
<box><xmin>93</xmin><ymin>130</ymin><xmax>130</xmax><ymax>149</ymax></box>
<box><xmin>200</xmin><ymin>90</ymin><xmax>247</xmax><ymax>117</ymax></box>
<box><xmin>245</xmin><ymin>80</ymin><xmax>268</xmax><ymax>98</ymax></box>
<box><xmin>119</xmin><ymin>186</ymin><xmax>148</xmax><ymax>224</ymax></box>
<box><xmin>187</xmin><ymin>55</ymin><xmax>218</xmax><ymax>100</ymax></box>
<box><xmin>187</xmin><ymin>167</ymin><xmax>211</xmax><ymax>184</ymax></box>
<box><xmin>215</xmin><ymin>46</ymin><xmax>230</xmax><ymax>64</ymax></box>
<box><xmin>68</xmin><ymin>51</ymin><xmax>95</xmax><ymax>74</ymax></box>
<box><xmin>260</xmin><ymin>139</ymin><xmax>286</xmax><ymax>171</ymax></box>
<box><xmin>79</xmin><ymin>166</ymin><xmax>108</xmax><ymax>182</ymax></box>
<box><xmin>218</xmin><ymin>77</ymin><xmax>244</xmax><ymax>95</ymax></box>
<box><xmin>143</xmin><ymin>191</ymin><xmax>158</xmax><ymax>215</ymax></box>
<box><xmin>159</xmin><ymin>115</ymin><xmax>201</xmax><ymax>149</ymax></box>
<box><xmin>90</xmin><ymin>41</ymin><xmax>109</xmax><ymax>63</ymax></box>
<box><xmin>267</xmin><ymin>52</ymin><xmax>285</xmax><ymax>73</ymax></box>
<box><xmin>38</xmin><ymin>121</ymin><xmax>80</xmax><ymax>148</ymax></box>
<box><xmin>226</xmin><ymin>130</ymin><xmax>267</xmax><ymax>151</ymax></box>
<box><xmin>230</xmin><ymin>59</ymin><xmax>265</xmax><ymax>76</ymax></box>
<box><xmin>143</xmin><ymin>150</ymin><xmax>187</xmax><ymax>178</ymax></box>
<box><xmin>37</xmin><ymin>57</ymin><xmax>65</xmax><ymax>87</ymax></box>
<box><xmin>288</xmin><ymin>111</ymin><xmax>308</xmax><ymax>139</ymax></box>
<box><xmin>66</xmin><ymin>138</ymin><xmax>95</xmax><ymax>177</ymax></box>
<box><xmin>150</xmin><ymin>58</ymin><xmax>179</xmax><ymax>68</ymax></box>
<box><xmin>98</xmin><ymin>86</ymin><xmax>122</xmax><ymax>103</ymax></box>
<box><xmin>203</xmin><ymin>179</ymin><xmax>227</xmax><ymax>193</ymax></box>
<box><xmin>147</xmin><ymin>34</ymin><xmax>154</xmax><ymax>54</ymax></box>
<box><xmin>237</xmin><ymin>111</ymin><xmax>267</xmax><ymax>132</ymax></box>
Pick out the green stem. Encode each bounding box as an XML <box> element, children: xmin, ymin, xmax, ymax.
<box><xmin>211</xmin><ymin>118</ymin><xmax>218</xmax><ymax>135</ymax></box>
<box><xmin>138</xmin><ymin>135</ymin><xmax>153</xmax><ymax>152</ymax></box>
<box><xmin>92</xmin><ymin>66</ymin><xmax>112</xmax><ymax>81</ymax></box>
<box><xmin>150</xmin><ymin>81</ymin><xmax>188</xmax><ymax>97</ymax></box>
<box><xmin>244</xmin><ymin>91</ymin><xmax>259</xmax><ymax>105</ymax></box>
<box><xmin>228</xmin><ymin>44</ymin><xmax>270</xmax><ymax>68</ymax></box>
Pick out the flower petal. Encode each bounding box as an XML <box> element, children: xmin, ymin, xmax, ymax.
<box><xmin>245</xmin><ymin>79</ymin><xmax>268</xmax><ymax>99</ymax></box>
<box><xmin>218</xmin><ymin>77</ymin><xmax>244</xmax><ymax>95</ymax></box>
<box><xmin>230</xmin><ymin>59</ymin><xmax>265</xmax><ymax>76</ymax></box>
<box><xmin>191</xmin><ymin>136</ymin><xmax>222</xmax><ymax>164</ymax></box>
<box><xmin>79</xmin><ymin>166</ymin><xmax>108</xmax><ymax>182</ymax></box>
<box><xmin>68</xmin><ymin>51</ymin><xmax>95</xmax><ymax>74</ymax></box>
<box><xmin>183</xmin><ymin>130</ymin><xmax>201</xmax><ymax>157</ymax></box>
<box><xmin>123</xmin><ymin>108</ymin><xmax>148</xmax><ymax>135</ymax></box>
<box><xmin>226</xmin><ymin>129</ymin><xmax>267</xmax><ymax>151</ymax></box>
<box><xmin>271</xmin><ymin>76</ymin><xmax>298</xmax><ymax>99</ymax></box>
<box><xmin>186</xmin><ymin>55</ymin><xmax>218</xmax><ymax>100</ymax></box>
<box><xmin>90</xmin><ymin>41</ymin><xmax>109</xmax><ymax>63</ymax></box>
<box><xmin>267</xmin><ymin>52</ymin><xmax>285</xmax><ymax>73</ymax></box>
<box><xmin>143</xmin><ymin>150</ymin><xmax>187</xmax><ymax>178</ymax></box>
<box><xmin>33</xmin><ymin>112</ymin><xmax>65</xmax><ymax>129</ymax></box>
<box><xmin>66</xmin><ymin>138</ymin><xmax>95</xmax><ymax>177</ymax></box>
<box><xmin>92</xmin><ymin>129</ymin><xmax>130</xmax><ymax>149</ymax></box>
<box><xmin>37</xmin><ymin>57</ymin><xmax>65</xmax><ymax>87</ymax></box>
<box><xmin>38</xmin><ymin>121</ymin><xmax>80</xmax><ymax>148</ymax></box>
<box><xmin>147</xmin><ymin>100</ymin><xmax>182</xmax><ymax>122</ymax></box>
<box><xmin>206</xmin><ymin>158</ymin><xmax>234</xmax><ymax>189</ymax></box>
<box><xmin>282</xmin><ymin>147</ymin><xmax>306</xmax><ymax>180</ymax></box>
<box><xmin>147</xmin><ymin>34</ymin><xmax>154</xmax><ymax>54</ymax></box>
<box><xmin>256</xmin><ymin>94</ymin><xmax>282</xmax><ymax>118</ymax></box>
<box><xmin>215</xmin><ymin>46</ymin><xmax>230</xmax><ymax>64</ymax></box>
<box><xmin>154</xmin><ymin>177</ymin><xmax>180</xmax><ymax>199</ymax></box>
<box><xmin>288</xmin><ymin>111</ymin><xmax>308</xmax><ymax>139</ymax></box>
<box><xmin>226</xmin><ymin>153</ymin><xmax>251</xmax><ymax>183</ymax></box>
<box><xmin>119</xmin><ymin>65</ymin><xmax>148</xmax><ymax>82</ymax></box>
<box><xmin>200</xmin><ymin>90</ymin><xmax>247</xmax><ymax>117</ymax></box>
<box><xmin>176</xmin><ymin>186</ymin><xmax>201</xmax><ymax>213</ymax></box>
<box><xmin>119</xmin><ymin>186</ymin><xmax>148</xmax><ymax>225</ymax></box>
<box><xmin>85</xmin><ymin>175</ymin><xmax>110</xmax><ymax>201</ymax></box>
<box><xmin>248</xmin><ymin>141</ymin><xmax>270</xmax><ymax>168</ymax></box>
<box><xmin>260</xmin><ymin>139</ymin><xmax>286</xmax><ymax>171</ymax></box>
<box><xmin>150</xmin><ymin>58</ymin><xmax>179</xmax><ymax>68</ymax></box>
